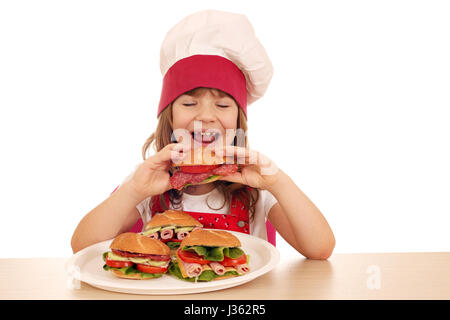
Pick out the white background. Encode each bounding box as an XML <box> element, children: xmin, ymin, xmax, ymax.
<box><xmin>1</xmin><ymin>1</ymin><xmax>449</xmax><ymax>258</ymax></box>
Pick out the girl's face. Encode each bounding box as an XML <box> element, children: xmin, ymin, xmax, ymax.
<box><xmin>172</xmin><ymin>89</ymin><xmax>239</xmax><ymax>147</ymax></box>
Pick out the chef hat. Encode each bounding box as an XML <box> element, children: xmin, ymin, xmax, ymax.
<box><xmin>157</xmin><ymin>10</ymin><xmax>273</xmax><ymax>118</ymax></box>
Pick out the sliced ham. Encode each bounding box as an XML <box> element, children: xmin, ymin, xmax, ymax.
<box><xmin>236</xmin><ymin>264</ymin><xmax>250</xmax><ymax>275</ymax></box>
<box><xmin>160</xmin><ymin>228</ymin><xmax>174</xmax><ymax>240</ymax></box>
<box><xmin>147</xmin><ymin>232</ymin><xmax>159</xmax><ymax>240</ymax></box>
<box><xmin>184</xmin><ymin>262</ymin><xmax>203</xmax><ymax>278</ymax></box>
<box><xmin>209</xmin><ymin>262</ymin><xmax>225</xmax><ymax>276</ymax></box>
<box><xmin>177</xmin><ymin>231</ymin><xmax>190</xmax><ymax>240</ymax></box>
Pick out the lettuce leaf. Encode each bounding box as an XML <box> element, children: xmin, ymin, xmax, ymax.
<box><xmin>202</xmin><ymin>175</ymin><xmax>220</xmax><ymax>183</ymax></box>
<box><xmin>224</xmin><ymin>247</ymin><xmax>245</xmax><ymax>259</ymax></box>
<box><xmin>181</xmin><ymin>246</ymin><xmax>244</xmax><ymax>261</ymax></box>
<box><xmin>183</xmin><ymin>246</ymin><xmax>207</xmax><ymax>257</ymax></box>
<box><xmin>103</xmin><ymin>264</ymin><xmax>137</xmax><ymax>274</ymax></box>
<box><xmin>183</xmin><ymin>175</ymin><xmax>221</xmax><ymax>188</ymax></box>
<box><xmin>140</xmin><ymin>271</ymin><xmax>163</xmax><ymax>279</ymax></box>
<box><xmin>166</xmin><ymin>241</ymin><xmax>181</xmax><ymax>249</ymax></box>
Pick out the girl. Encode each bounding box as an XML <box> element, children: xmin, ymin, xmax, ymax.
<box><xmin>71</xmin><ymin>10</ymin><xmax>335</xmax><ymax>259</ymax></box>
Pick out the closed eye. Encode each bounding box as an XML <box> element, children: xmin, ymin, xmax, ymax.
<box><xmin>183</xmin><ymin>103</ymin><xmax>228</xmax><ymax>108</ymax></box>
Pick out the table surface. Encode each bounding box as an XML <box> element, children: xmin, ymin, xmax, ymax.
<box><xmin>1</xmin><ymin>251</ymin><xmax>450</xmax><ymax>299</ymax></box>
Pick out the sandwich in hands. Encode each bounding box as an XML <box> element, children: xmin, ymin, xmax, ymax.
<box><xmin>169</xmin><ymin>146</ymin><xmax>240</xmax><ymax>190</ymax></box>
<box><xmin>169</xmin><ymin>229</ymin><xmax>250</xmax><ymax>282</ymax></box>
<box><xmin>141</xmin><ymin>210</ymin><xmax>203</xmax><ymax>250</ymax></box>
<box><xmin>102</xmin><ymin>232</ymin><xmax>171</xmax><ymax>279</ymax></box>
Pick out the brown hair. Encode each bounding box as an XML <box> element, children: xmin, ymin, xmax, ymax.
<box><xmin>142</xmin><ymin>87</ymin><xmax>259</xmax><ymax>221</ymax></box>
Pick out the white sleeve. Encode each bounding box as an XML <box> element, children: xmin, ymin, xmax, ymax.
<box><xmin>262</xmin><ymin>190</ymin><xmax>278</xmax><ymax>219</ymax></box>
<box><xmin>136</xmin><ymin>197</ymin><xmax>152</xmax><ymax>226</ymax></box>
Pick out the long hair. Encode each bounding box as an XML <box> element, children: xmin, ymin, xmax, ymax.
<box><xmin>142</xmin><ymin>87</ymin><xmax>259</xmax><ymax>221</ymax></box>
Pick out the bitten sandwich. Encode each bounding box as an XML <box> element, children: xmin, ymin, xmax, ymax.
<box><xmin>102</xmin><ymin>232</ymin><xmax>171</xmax><ymax>279</ymax></box>
<box><xmin>141</xmin><ymin>210</ymin><xmax>203</xmax><ymax>250</ymax></box>
<box><xmin>169</xmin><ymin>146</ymin><xmax>240</xmax><ymax>190</ymax></box>
<box><xmin>169</xmin><ymin>229</ymin><xmax>250</xmax><ymax>282</ymax></box>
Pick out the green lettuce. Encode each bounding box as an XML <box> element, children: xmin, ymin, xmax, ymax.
<box><xmin>201</xmin><ymin>175</ymin><xmax>220</xmax><ymax>183</ymax></box>
<box><xmin>166</xmin><ymin>241</ymin><xmax>181</xmax><ymax>249</ymax></box>
<box><xmin>181</xmin><ymin>246</ymin><xmax>244</xmax><ymax>261</ymax></box>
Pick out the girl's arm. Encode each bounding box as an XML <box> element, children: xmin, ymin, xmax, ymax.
<box><xmin>217</xmin><ymin>146</ymin><xmax>335</xmax><ymax>259</ymax></box>
<box><xmin>267</xmin><ymin>170</ymin><xmax>336</xmax><ymax>260</ymax></box>
<box><xmin>70</xmin><ymin>181</ymin><xmax>141</xmax><ymax>254</ymax></box>
<box><xmin>70</xmin><ymin>142</ymin><xmax>189</xmax><ymax>254</ymax></box>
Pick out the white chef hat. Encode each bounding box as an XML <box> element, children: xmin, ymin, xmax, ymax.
<box><xmin>157</xmin><ymin>9</ymin><xmax>273</xmax><ymax>118</ymax></box>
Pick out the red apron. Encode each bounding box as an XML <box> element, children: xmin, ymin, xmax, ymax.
<box><xmin>121</xmin><ymin>186</ymin><xmax>277</xmax><ymax>246</ymax></box>
<box><xmin>150</xmin><ymin>190</ymin><xmax>250</xmax><ymax>234</ymax></box>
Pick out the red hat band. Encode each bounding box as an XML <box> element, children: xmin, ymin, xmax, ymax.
<box><xmin>157</xmin><ymin>55</ymin><xmax>247</xmax><ymax>118</ymax></box>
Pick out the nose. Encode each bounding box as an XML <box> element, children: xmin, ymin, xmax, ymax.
<box><xmin>194</xmin><ymin>102</ymin><xmax>216</xmax><ymax>122</ymax></box>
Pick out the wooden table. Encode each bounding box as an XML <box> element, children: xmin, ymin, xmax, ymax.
<box><xmin>1</xmin><ymin>252</ymin><xmax>449</xmax><ymax>299</ymax></box>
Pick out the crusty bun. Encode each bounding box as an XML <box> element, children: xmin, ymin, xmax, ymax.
<box><xmin>110</xmin><ymin>232</ymin><xmax>170</xmax><ymax>256</ymax></box>
<box><xmin>111</xmin><ymin>269</ymin><xmax>156</xmax><ymax>280</ymax></box>
<box><xmin>180</xmin><ymin>229</ymin><xmax>241</xmax><ymax>248</ymax></box>
<box><xmin>144</xmin><ymin>210</ymin><xmax>203</xmax><ymax>230</ymax></box>
<box><xmin>172</xmin><ymin>147</ymin><xmax>227</xmax><ymax>166</ymax></box>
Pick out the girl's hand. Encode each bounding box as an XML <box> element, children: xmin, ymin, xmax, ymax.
<box><xmin>125</xmin><ymin>143</ymin><xmax>189</xmax><ymax>201</ymax></box>
<box><xmin>215</xmin><ymin>146</ymin><xmax>281</xmax><ymax>190</ymax></box>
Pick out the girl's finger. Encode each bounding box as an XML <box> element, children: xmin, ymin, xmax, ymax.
<box><xmin>222</xmin><ymin>149</ymin><xmax>276</xmax><ymax>174</ymax></box>
<box><xmin>216</xmin><ymin>146</ymin><xmax>259</xmax><ymax>166</ymax></box>
<box><xmin>218</xmin><ymin>172</ymin><xmax>245</xmax><ymax>184</ymax></box>
<box><xmin>216</xmin><ymin>145</ymin><xmax>245</xmax><ymax>157</ymax></box>
<box><xmin>151</xmin><ymin>143</ymin><xmax>189</xmax><ymax>163</ymax></box>
<box><xmin>168</xmin><ymin>142</ymin><xmax>191</xmax><ymax>153</ymax></box>
<box><xmin>168</xmin><ymin>144</ymin><xmax>191</xmax><ymax>163</ymax></box>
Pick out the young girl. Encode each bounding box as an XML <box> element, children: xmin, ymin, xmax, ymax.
<box><xmin>71</xmin><ymin>10</ymin><xmax>335</xmax><ymax>259</ymax></box>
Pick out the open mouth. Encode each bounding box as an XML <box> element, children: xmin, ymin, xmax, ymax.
<box><xmin>191</xmin><ymin>131</ymin><xmax>221</xmax><ymax>146</ymax></box>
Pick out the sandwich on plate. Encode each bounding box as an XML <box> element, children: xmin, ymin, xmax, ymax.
<box><xmin>169</xmin><ymin>229</ymin><xmax>250</xmax><ymax>282</ymax></box>
<box><xmin>102</xmin><ymin>232</ymin><xmax>171</xmax><ymax>279</ymax></box>
<box><xmin>140</xmin><ymin>210</ymin><xmax>203</xmax><ymax>250</ymax></box>
<box><xmin>169</xmin><ymin>146</ymin><xmax>240</xmax><ymax>190</ymax></box>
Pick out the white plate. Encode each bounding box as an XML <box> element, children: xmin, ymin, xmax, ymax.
<box><xmin>65</xmin><ymin>231</ymin><xmax>280</xmax><ymax>295</ymax></box>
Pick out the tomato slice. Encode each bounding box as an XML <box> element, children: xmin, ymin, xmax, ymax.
<box><xmin>177</xmin><ymin>248</ymin><xmax>211</xmax><ymax>265</ymax></box>
<box><xmin>136</xmin><ymin>264</ymin><xmax>168</xmax><ymax>274</ymax></box>
<box><xmin>105</xmin><ymin>256</ymin><xmax>134</xmax><ymax>268</ymax></box>
<box><xmin>179</xmin><ymin>165</ymin><xmax>219</xmax><ymax>174</ymax></box>
<box><xmin>161</xmin><ymin>238</ymin><xmax>183</xmax><ymax>243</ymax></box>
<box><xmin>221</xmin><ymin>254</ymin><xmax>247</xmax><ymax>267</ymax></box>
